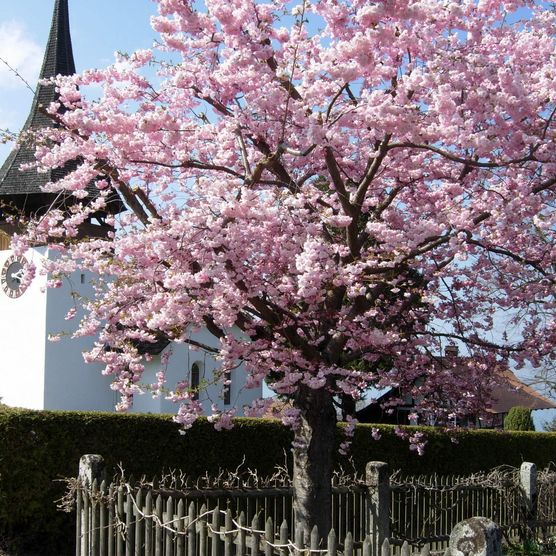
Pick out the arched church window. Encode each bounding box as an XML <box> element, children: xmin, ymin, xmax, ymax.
<box><xmin>191</xmin><ymin>362</ymin><xmax>200</xmax><ymax>401</ymax></box>
<box><xmin>223</xmin><ymin>371</ymin><xmax>231</xmax><ymax>405</ymax></box>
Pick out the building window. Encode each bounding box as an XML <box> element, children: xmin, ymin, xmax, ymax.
<box><xmin>190</xmin><ymin>362</ymin><xmax>200</xmax><ymax>401</ymax></box>
<box><xmin>223</xmin><ymin>371</ymin><xmax>231</xmax><ymax>405</ymax></box>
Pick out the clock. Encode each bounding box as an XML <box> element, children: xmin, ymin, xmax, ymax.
<box><xmin>1</xmin><ymin>255</ymin><xmax>28</xmax><ymax>298</ymax></box>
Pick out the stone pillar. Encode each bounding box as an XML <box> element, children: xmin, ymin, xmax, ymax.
<box><xmin>77</xmin><ymin>455</ymin><xmax>105</xmax><ymax>555</ymax></box>
<box><xmin>366</xmin><ymin>461</ymin><xmax>390</xmax><ymax>556</ymax></box>
<box><xmin>520</xmin><ymin>462</ymin><xmax>537</xmax><ymax>539</ymax></box>
<box><xmin>448</xmin><ymin>517</ymin><xmax>502</xmax><ymax>556</ymax></box>
<box><xmin>79</xmin><ymin>454</ymin><xmax>106</xmax><ymax>486</ymax></box>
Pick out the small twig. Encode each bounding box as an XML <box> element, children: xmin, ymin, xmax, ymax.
<box><xmin>0</xmin><ymin>56</ymin><xmax>35</xmax><ymax>95</ymax></box>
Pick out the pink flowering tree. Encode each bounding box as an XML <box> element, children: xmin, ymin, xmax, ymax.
<box><xmin>16</xmin><ymin>0</ymin><xmax>556</xmax><ymax>537</ymax></box>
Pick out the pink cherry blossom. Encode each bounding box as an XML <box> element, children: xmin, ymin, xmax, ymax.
<box><xmin>15</xmin><ymin>0</ymin><xmax>556</xmax><ymax>536</ymax></box>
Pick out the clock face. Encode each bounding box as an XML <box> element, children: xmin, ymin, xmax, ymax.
<box><xmin>1</xmin><ymin>255</ymin><xmax>28</xmax><ymax>298</ymax></box>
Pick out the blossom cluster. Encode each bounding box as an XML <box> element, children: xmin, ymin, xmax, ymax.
<box><xmin>16</xmin><ymin>0</ymin><xmax>556</xmax><ymax>444</ymax></box>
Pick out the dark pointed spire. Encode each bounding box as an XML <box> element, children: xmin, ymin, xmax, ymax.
<box><xmin>24</xmin><ymin>0</ymin><xmax>76</xmax><ymax>130</ymax></box>
<box><xmin>41</xmin><ymin>0</ymin><xmax>76</xmax><ymax>80</ymax></box>
<box><xmin>0</xmin><ymin>0</ymin><xmax>77</xmax><ymax>216</ymax></box>
<box><xmin>0</xmin><ymin>1</ymin><xmax>122</xmax><ymax>230</ymax></box>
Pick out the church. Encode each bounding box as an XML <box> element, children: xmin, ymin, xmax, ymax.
<box><xmin>0</xmin><ymin>0</ymin><xmax>261</xmax><ymax>414</ymax></box>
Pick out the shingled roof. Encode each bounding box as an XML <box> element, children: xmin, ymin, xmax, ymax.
<box><xmin>0</xmin><ymin>0</ymin><xmax>122</xmax><ymax>221</ymax></box>
<box><xmin>356</xmin><ymin>351</ymin><xmax>556</xmax><ymax>428</ymax></box>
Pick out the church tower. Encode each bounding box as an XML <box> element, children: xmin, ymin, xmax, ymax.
<box><xmin>0</xmin><ymin>0</ymin><xmax>261</xmax><ymax>414</ymax></box>
<box><xmin>0</xmin><ymin>0</ymin><xmax>121</xmax><ymax>410</ymax></box>
<box><xmin>0</xmin><ymin>0</ymin><xmax>121</xmax><ymax>251</ymax></box>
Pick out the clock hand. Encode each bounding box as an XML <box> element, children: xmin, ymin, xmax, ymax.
<box><xmin>11</xmin><ymin>269</ymin><xmax>24</xmax><ymax>283</ymax></box>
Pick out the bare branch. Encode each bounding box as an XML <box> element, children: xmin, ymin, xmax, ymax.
<box><xmin>192</xmin><ymin>86</ymin><xmax>233</xmax><ymax>116</ymax></box>
<box><xmin>387</xmin><ymin>141</ymin><xmax>535</xmax><ymax>169</ymax></box>
<box><xmin>133</xmin><ymin>187</ymin><xmax>161</xmax><ymax>220</ymax></box>
<box><xmin>235</xmin><ymin>126</ymin><xmax>252</xmax><ymax>177</ymax></box>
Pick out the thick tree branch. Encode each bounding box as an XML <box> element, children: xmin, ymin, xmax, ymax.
<box><xmin>324</xmin><ymin>147</ymin><xmax>354</xmax><ymax>216</ymax></box>
<box><xmin>355</xmin><ymin>134</ymin><xmax>392</xmax><ymax>208</ymax></box>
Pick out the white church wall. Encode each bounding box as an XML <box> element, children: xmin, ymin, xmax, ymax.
<box><xmin>43</xmin><ymin>254</ymin><xmax>116</xmax><ymax>411</ymax></box>
<box><xmin>133</xmin><ymin>329</ymin><xmax>262</xmax><ymax>416</ymax></box>
<box><xmin>0</xmin><ymin>247</ymin><xmax>48</xmax><ymax>409</ymax></box>
<box><xmin>0</xmin><ymin>246</ymin><xmax>262</xmax><ymax>415</ymax></box>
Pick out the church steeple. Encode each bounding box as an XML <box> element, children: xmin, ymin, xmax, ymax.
<box><xmin>24</xmin><ymin>0</ymin><xmax>76</xmax><ymax>132</ymax></box>
<box><xmin>0</xmin><ymin>0</ymin><xmax>122</xmax><ymax>237</ymax></box>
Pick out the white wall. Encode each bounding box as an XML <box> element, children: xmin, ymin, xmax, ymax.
<box><xmin>43</xmin><ymin>259</ymin><xmax>116</xmax><ymax>411</ymax></box>
<box><xmin>0</xmin><ymin>247</ymin><xmax>47</xmax><ymax>408</ymax></box>
<box><xmin>133</xmin><ymin>329</ymin><xmax>262</xmax><ymax>416</ymax></box>
<box><xmin>0</xmin><ymin>246</ymin><xmax>262</xmax><ymax>415</ymax></box>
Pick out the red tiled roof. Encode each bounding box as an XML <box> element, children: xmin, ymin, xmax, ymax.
<box><xmin>488</xmin><ymin>370</ymin><xmax>556</xmax><ymax>413</ymax></box>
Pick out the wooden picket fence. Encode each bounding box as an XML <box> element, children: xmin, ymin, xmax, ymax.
<box><xmin>389</xmin><ymin>472</ymin><xmax>521</xmax><ymax>547</ymax></box>
<box><xmin>75</xmin><ymin>456</ymin><xmax>556</xmax><ymax>555</ymax></box>
<box><xmin>390</xmin><ymin>464</ymin><xmax>556</xmax><ymax>546</ymax></box>
<box><xmin>76</xmin><ymin>479</ymin><xmax>442</xmax><ymax>556</ymax></box>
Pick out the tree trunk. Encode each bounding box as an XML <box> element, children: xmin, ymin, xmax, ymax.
<box><xmin>292</xmin><ymin>386</ymin><xmax>337</xmax><ymax>544</ymax></box>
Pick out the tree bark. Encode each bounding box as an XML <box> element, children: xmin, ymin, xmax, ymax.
<box><xmin>292</xmin><ymin>386</ymin><xmax>337</xmax><ymax>544</ymax></box>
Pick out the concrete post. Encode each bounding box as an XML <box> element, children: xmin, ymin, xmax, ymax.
<box><xmin>366</xmin><ymin>461</ymin><xmax>390</xmax><ymax>556</ymax></box>
<box><xmin>520</xmin><ymin>462</ymin><xmax>537</xmax><ymax>539</ymax></box>
<box><xmin>448</xmin><ymin>517</ymin><xmax>502</xmax><ymax>556</ymax></box>
<box><xmin>79</xmin><ymin>454</ymin><xmax>106</xmax><ymax>486</ymax></box>
<box><xmin>78</xmin><ymin>454</ymin><xmax>106</xmax><ymax>555</ymax></box>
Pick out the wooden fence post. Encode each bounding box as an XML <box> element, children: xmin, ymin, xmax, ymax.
<box><xmin>77</xmin><ymin>455</ymin><xmax>106</xmax><ymax>556</ymax></box>
<box><xmin>520</xmin><ymin>462</ymin><xmax>537</xmax><ymax>538</ymax></box>
<box><xmin>366</xmin><ymin>461</ymin><xmax>390</xmax><ymax>556</ymax></box>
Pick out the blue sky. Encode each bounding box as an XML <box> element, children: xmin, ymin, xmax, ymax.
<box><xmin>0</xmin><ymin>0</ymin><xmax>159</xmax><ymax>160</ymax></box>
<box><xmin>1</xmin><ymin>0</ymin><xmax>554</xmax><ymax>429</ymax></box>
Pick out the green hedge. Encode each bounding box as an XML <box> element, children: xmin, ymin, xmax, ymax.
<box><xmin>2</xmin><ymin>407</ymin><xmax>556</xmax><ymax>554</ymax></box>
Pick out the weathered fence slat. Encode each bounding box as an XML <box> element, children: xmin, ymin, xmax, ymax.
<box><xmin>264</xmin><ymin>517</ymin><xmax>273</xmax><ymax>556</ymax></box>
<box><xmin>76</xmin><ymin>484</ymin><xmax>83</xmax><ymax>556</ymax></box>
<box><xmin>176</xmin><ymin>498</ymin><xmax>185</xmax><ymax>556</ymax></box>
<box><xmin>199</xmin><ymin>504</ymin><xmax>208</xmax><ymax>556</ymax></box>
<box><xmin>310</xmin><ymin>525</ymin><xmax>320</xmax><ymax>551</ymax></box>
<box><xmin>117</xmin><ymin>487</ymin><xmax>125</xmax><ymax>556</ymax></box>
<box><xmin>327</xmin><ymin>528</ymin><xmax>338</xmax><ymax>556</ymax></box>
<box><xmin>211</xmin><ymin>505</ymin><xmax>220</xmax><ymax>556</ymax></box>
<box><xmin>237</xmin><ymin>511</ymin><xmax>246</xmax><ymax>555</ymax></box>
<box><xmin>91</xmin><ymin>480</ymin><xmax>100</xmax><ymax>556</ymax></box>
<box><xmin>135</xmin><ymin>488</ymin><xmax>144</xmax><ymax>556</ymax></box>
<box><xmin>362</xmin><ymin>535</ymin><xmax>372</xmax><ymax>556</ymax></box>
<box><xmin>279</xmin><ymin>519</ymin><xmax>289</xmax><ymax>556</ymax></box>
<box><xmin>108</xmin><ymin>484</ymin><xmax>115</xmax><ymax>556</ymax></box>
<box><xmin>344</xmin><ymin>531</ymin><xmax>354</xmax><ymax>556</ymax></box>
<box><xmin>224</xmin><ymin>508</ymin><xmax>233</xmax><ymax>556</ymax></box>
<box><xmin>145</xmin><ymin>491</ymin><xmax>153</xmax><ymax>556</ymax></box>
<box><xmin>154</xmin><ymin>494</ymin><xmax>163</xmax><ymax>556</ymax></box>
<box><xmin>100</xmin><ymin>480</ymin><xmax>108</xmax><ymax>556</ymax></box>
<box><xmin>126</xmin><ymin>488</ymin><xmax>136</xmax><ymax>556</ymax></box>
<box><xmin>251</xmin><ymin>514</ymin><xmax>260</xmax><ymax>556</ymax></box>
<box><xmin>165</xmin><ymin>497</ymin><xmax>174</xmax><ymax>556</ymax></box>
<box><xmin>294</xmin><ymin>525</ymin><xmax>303</xmax><ymax>554</ymax></box>
<box><xmin>188</xmin><ymin>501</ymin><xmax>197</xmax><ymax>556</ymax></box>
<box><xmin>83</xmin><ymin>489</ymin><xmax>91</xmax><ymax>556</ymax></box>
